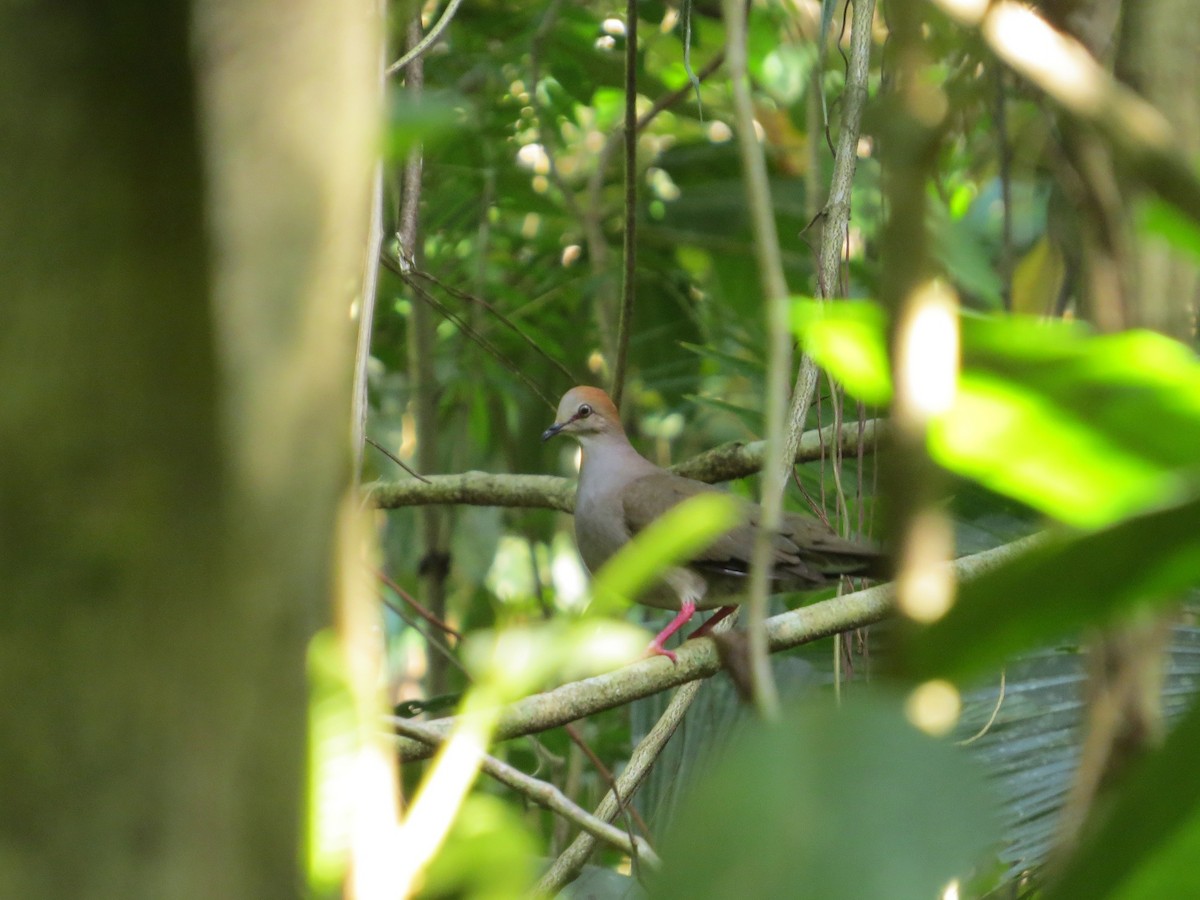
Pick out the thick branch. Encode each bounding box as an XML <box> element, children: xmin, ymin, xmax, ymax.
<box><xmin>394</xmin><ymin>536</ymin><xmax>1037</xmax><ymax>761</ymax></box>
<box><xmin>671</xmin><ymin>418</ymin><xmax>881</xmax><ymax>482</ymax></box>
<box><xmin>370</xmin><ymin>472</ymin><xmax>574</xmax><ymax>512</ymax></box>
<box><xmin>368</xmin><ymin>419</ymin><xmax>881</xmax><ymax>510</ymax></box>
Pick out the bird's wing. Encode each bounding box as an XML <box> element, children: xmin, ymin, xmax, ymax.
<box><xmin>622</xmin><ymin>472</ymin><xmax>886</xmax><ymax>586</ymax></box>
<box><xmin>620</xmin><ymin>472</ymin><xmax>809</xmax><ymax>578</ymax></box>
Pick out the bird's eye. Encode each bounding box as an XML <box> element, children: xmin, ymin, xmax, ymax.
<box><xmin>577</xmin><ymin>403</ymin><xmax>592</xmax><ymax>418</ymax></box>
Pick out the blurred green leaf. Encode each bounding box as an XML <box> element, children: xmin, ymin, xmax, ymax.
<box><xmin>1137</xmin><ymin>196</ymin><xmax>1200</xmax><ymax>264</ymax></box>
<box><xmin>306</xmin><ymin>630</ymin><xmax>355</xmax><ymax>896</ymax></box>
<box><xmin>1050</xmin><ymin>693</ymin><xmax>1200</xmax><ymax>899</ymax></box>
<box><xmin>385</xmin><ymin>92</ymin><xmax>465</xmax><ymax>158</ymax></box>
<box><xmin>794</xmin><ymin>307</ymin><xmax>1200</xmax><ymax>527</ymax></box>
<box><xmin>418</xmin><ymin>794</ymin><xmax>538</xmax><ymax>900</ymax></box>
<box><xmin>649</xmin><ymin>692</ymin><xmax>999</xmax><ymax>900</ymax></box>
<box><xmin>588</xmin><ymin>492</ymin><xmax>744</xmax><ymax>616</ymax></box>
<box><xmin>792</xmin><ymin>299</ymin><xmax>892</xmax><ymax>404</ymax></box>
<box><xmin>461</xmin><ymin>620</ymin><xmax>647</xmax><ymax>699</ymax></box>
<box><xmin>906</xmin><ymin>496</ymin><xmax>1200</xmax><ymax>682</ymax></box>
<box><xmin>934</xmin><ymin>372</ymin><xmax>1178</xmax><ymax>528</ymax></box>
<box><xmin>940</xmin><ymin>318</ymin><xmax>1200</xmax><ymax>527</ymax></box>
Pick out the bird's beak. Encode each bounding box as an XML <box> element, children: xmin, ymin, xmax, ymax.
<box><xmin>541</xmin><ymin>421</ymin><xmax>565</xmax><ymax>442</ymax></box>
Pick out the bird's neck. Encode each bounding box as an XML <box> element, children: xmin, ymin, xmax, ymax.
<box><xmin>577</xmin><ymin>431</ymin><xmax>657</xmax><ymax>497</ymax></box>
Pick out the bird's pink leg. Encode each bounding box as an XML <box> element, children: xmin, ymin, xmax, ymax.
<box><xmin>687</xmin><ymin>605</ymin><xmax>737</xmax><ymax>640</ymax></box>
<box><xmin>646</xmin><ymin>600</ymin><xmax>697</xmax><ymax>663</ymax></box>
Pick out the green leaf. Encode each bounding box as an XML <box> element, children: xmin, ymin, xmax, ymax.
<box><xmin>936</xmin><ymin>318</ymin><xmax>1200</xmax><ymax>527</ymax></box>
<box><xmin>1137</xmin><ymin>196</ymin><xmax>1200</xmax><ymax>264</ymax></box>
<box><xmin>795</xmin><ymin>307</ymin><xmax>1200</xmax><ymax>527</ymax></box>
<box><xmin>419</xmin><ymin>794</ymin><xmax>538</xmax><ymax>900</ymax></box>
<box><xmin>649</xmin><ymin>692</ymin><xmax>999</xmax><ymax>900</ymax></box>
<box><xmin>931</xmin><ymin>372</ymin><xmax>1179</xmax><ymax>528</ymax></box>
<box><xmin>791</xmin><ymin>299</ymin><xmax>892</xmax><ymax>404</ymax></box>
<box><xmin>588</xmin><ymin>492</ymin><xmax>744</xmax><ymax>616</ymax></box>
<box><xmin>905</xmin><ymin>496</ymin><xmax>1200</xmax><ymax>683</ymax></box>
<box><xmin>1051</xmin><ymin>695</ymin><xmax>1200</xmax><ymax>899</ymax></box>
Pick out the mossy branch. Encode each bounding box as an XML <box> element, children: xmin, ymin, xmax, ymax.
<box><xmin>369</xmin><ymin>419</ymin><xmax>881</xmax><ymax>511</ymax></box>
<box><xmin>392</xmin><ymin>536</ymin><xmax>1038</xmax><ymax>761</ymax></box>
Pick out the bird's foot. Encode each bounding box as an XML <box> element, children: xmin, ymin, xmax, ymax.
<box><xmin>644</xmin><ymin>640</ymin><xmax>679</xmax><ymax>664</ymax></box>
<box><xmin>644</xmin><ymin>599</ymin><xmax>697</xmax><ymax>664</ymax></box>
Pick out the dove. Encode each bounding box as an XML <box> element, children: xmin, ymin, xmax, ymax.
<box><xmin>542</xmin><ymin>386</ymin><xmax>886</xmax><ymax>660</ymax></box>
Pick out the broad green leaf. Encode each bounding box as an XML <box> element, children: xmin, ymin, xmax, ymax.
<box><xmin>1137</xmin><ymin>196</ymin><xmax>1200</xmax><ymax>264</ymax></box>
<box><xmin>905</xmin><ymin>496</ymin><xmax>1200</xmax><ymax>683</ymax></box>
<box><xmin>931</xmin><ymin>372</ymin><xmax>1181</xmax><ymax>528</ymax></box>
<box><xmin>588</xmin><ymin>492</ymin><xmax>744</xmax><ymax>616</ymax></box>
<box><xmin>649</xmin><ymin>693</ymin><xmax>999</xmax><ymax>900</ymax></box>
<box><xmin>944</xmin><ymin>319</ymin><xmax>1200</xmax><ymax>526</ymax></box>
<box><xmin>1051</xmin><ymin>694</ymin><xmax>1200</xmax><ymax>899</ymax></box>
<box><xmin>794</xmin><ymin>307</ymin><xmax>1200</xmax><ymax>527</ymax></box>
<box><xmin>791</xmin><ymin>299</ymin><xmax>892</xmax><ymax>404</ymax></box>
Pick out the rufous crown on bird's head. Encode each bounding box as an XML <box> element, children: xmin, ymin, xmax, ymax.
<box><xmin>541</xmin><ymin>386</ymin><xmax>623</xmax><ymax>441</ymax></box>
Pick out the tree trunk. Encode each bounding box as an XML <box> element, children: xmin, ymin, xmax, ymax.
<box><xmin>0</xmin><ymin>1</ymin><xmax>376</xmax><ymax>895</ymax></box>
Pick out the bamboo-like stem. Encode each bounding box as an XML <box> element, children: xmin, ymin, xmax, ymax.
<box><xmin>398</xmin><ymin>17</ymin><xmax>450</xmax><ymax>695</ymax></box>
<box><xmin>721</xmin><ymin>0</ymin><xmax>791</xmax><ymax>719</ymax></box>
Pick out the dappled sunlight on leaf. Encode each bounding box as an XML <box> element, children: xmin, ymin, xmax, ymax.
<box><xmin>461</xmin><ymin>620</ymin><xmax>647</xmax><ymax>699</ymax></box>
<box><xmin>791</xmin><ymin>298</ymin><xmax>892</xmax><ymax>404</ymax></box>
<box><xmin>796</xmin><ymin>306</ymin><xmax>1200</xmax><ymax>527</ymax></box>
<box><xmin>931</xmin><ymin>373</ymin><xmax>1181</xmax><ymax>528</ymax></box>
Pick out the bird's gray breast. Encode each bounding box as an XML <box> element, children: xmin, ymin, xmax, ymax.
<box><xmin>572</xmin><ymin>489</ymin><xmax>629</xmax><ymax>574</ymax></box>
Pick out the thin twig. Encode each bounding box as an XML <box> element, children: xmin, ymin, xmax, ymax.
<box><xmin>385</xmin><ymin>0</ymin><xmax>467</xmax><ymax>76</ymax></box>
<box><xmin>533</xmin><ymin>614</ymin><xmax>738</xmax><ymax>894</ymax></box>
<box><xmin>397</xmin><ymin>13</ymin><xmax>454</xmax><ymax>694</ymax></box>
<box><xmin>782</xmin><ymin>0</ymin><xmax>878</xmax><ymax>497</ymax></box>
<box><xmin>407</xmin><ymin>270</ymin><xmax>579</xmax><ymax>388</ymax></box>
<box><xmin>610</xmin><ymin>0</ymin><xmax>640</xmax><ymax>408</ymax></box>
<box><xmin>376</xmin><ymin>568</ymin><xmax>462</xmax><ymax>641</ymax></box>
<box><xmin>562</xmin><ymin>722</ymin><xmax>654</xmax><ymax>840</ymax></box>
<box><xmin>391</xmin><ymin>717</ymin><xmax>661</xmax><ymax>867</ymax></box>
<box><xmin>957</xmin><ymin>669</ymin><xmax>1007</xmax><ymax>746</ymax></box>
<box><xmin>721</xmin><ymin>0</ymin><xmax>788</xmax><ymax>719</ymax></box>
<box><xmin>382</xmin><ymin>253</ymin><xmax>558</xmax><ymax>408</ymax></box>
<box><xmin>379</xmin><ymin>591</ymin><xmax>468</xmax><ymax>678</ymax></box>
<box><xmin>366</xmin><ymin>436</ymin><xmax>430</xmax><ymax>482</ymax></box>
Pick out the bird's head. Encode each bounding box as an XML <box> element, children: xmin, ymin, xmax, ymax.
<box><xmin>541</xmin><ymin>386</ymin><xmax>624</xmax><ymax>443</ymax></box>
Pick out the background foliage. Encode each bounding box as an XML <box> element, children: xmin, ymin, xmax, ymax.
<box><xmin>367</xmin><ymin>0</ymin><xmax>1200</xmax><ymax>897</ymax></box>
